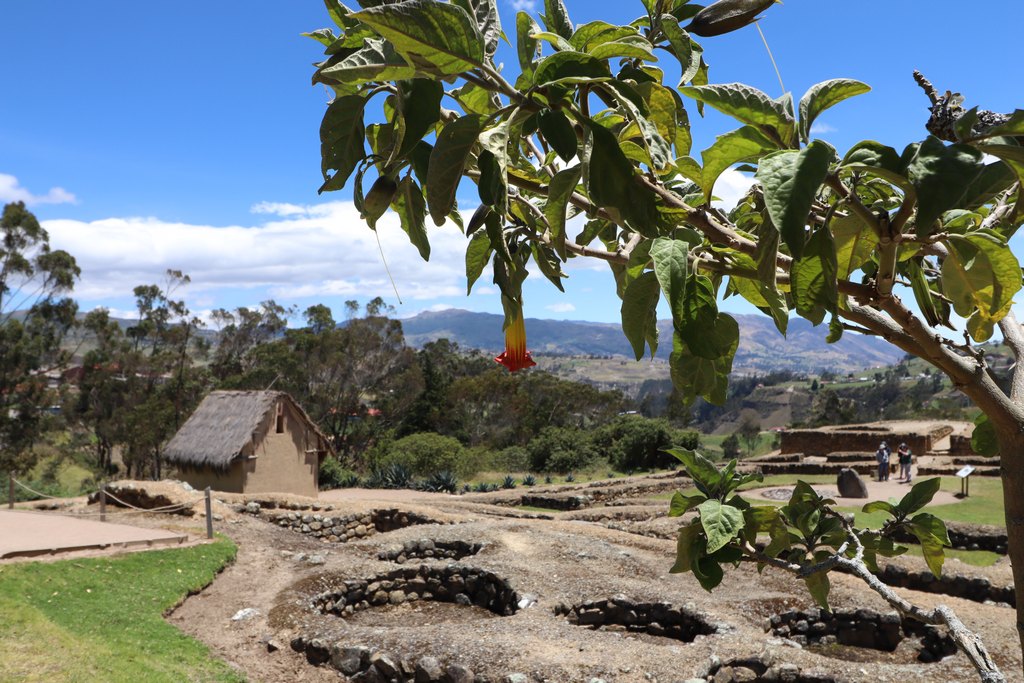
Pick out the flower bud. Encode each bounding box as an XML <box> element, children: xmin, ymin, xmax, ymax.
<box><xmin>687</xmin><ymin>0</ymin><xmax>777</xmax><ymax>37</ymax></box>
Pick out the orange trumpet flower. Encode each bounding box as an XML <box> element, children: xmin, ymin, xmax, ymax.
<box><xmin>494</xmin><ymin>314</ymin><xmax>536</xmax><ymax>372</ymax></box>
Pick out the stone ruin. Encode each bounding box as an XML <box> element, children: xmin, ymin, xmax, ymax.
<box><xmin>767</xmin><ymin>607</ymin><xmax>956</xmax><ymax>662</ymax></box>
<box><xmin>244</xmin><ymin>504</ymin><xmax>441</xmax><ymax>543</ymax></box>
<box><xmin>377</xmin><ymin>539</ymin><xmax>482</xmax><ymax>564</ymax></box>
<box><xmin>554</xmin><ymin>595</ymin><xmax>721</xmax><ymax>642</ymax></box>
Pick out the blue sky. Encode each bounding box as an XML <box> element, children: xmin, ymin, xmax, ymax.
<box><xmin>1</xmin><ymin>1</ymin><xmax>1020</xmax><ymax>327</ymax></box>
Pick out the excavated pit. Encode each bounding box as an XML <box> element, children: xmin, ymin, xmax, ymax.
<box><xmin>310</xmin><ymin>564</ymin><xmax>520</xmax><ymax>619</ymax></box>
<box><xmin>256</xmin><ymin>507</ymin><xmax>441</xmax><ymax>543</ymax></box>
<box><xmin>768</xmin><ymin>608</ymin><xmax>956</xmax><ymax>663</ymax></box>
<box><xmin>377</xmin><ymin>538</ymin><xmax>482</xmax><ymax>563</ymax></box>
<box><xmin>555</xmin><ymin>596</ymin><xmax>720</xmax><ymax>643</ymax></box>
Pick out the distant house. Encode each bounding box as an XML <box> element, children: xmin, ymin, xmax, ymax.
<box><xmin>163</xmin><ymin>390</ymin><xmax>333</xmax><ymax>496</ymax></box>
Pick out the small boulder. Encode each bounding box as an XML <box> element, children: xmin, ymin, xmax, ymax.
<box><xmin>837</xmin><ymin>467</ymin><xmax>869</xmax><ymax>498</ymax></box>
<box><xmin>415</xmin><ymin>656</ymin><xmax>445</xmax><ymax>682</ymax></box>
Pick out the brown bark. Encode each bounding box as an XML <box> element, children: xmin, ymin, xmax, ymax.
<box><xmin>997</xmin><ymin>427</ymin><xmax>1024</xmax><ymax>677</ymax></box>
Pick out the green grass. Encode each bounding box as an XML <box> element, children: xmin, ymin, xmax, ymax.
<box><xmin>0</xmin><ymin>538</ymin><xmax>243</xmax><ymax>683</ymax></box>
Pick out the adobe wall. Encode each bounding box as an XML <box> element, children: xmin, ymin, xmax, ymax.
<box><xmin>780</xmin><ymin>429</ymin><xmax>932</xmax><ymax>456</ymax></box>
<box><xmin>177</xmin><ymin>460</ymin><xmax>247</xmax><ymax>494</ymax></box>
<box><xmin>243</xmin><ymin>399</ymin><xmax>320</xmax><ymax>497</ymax></box>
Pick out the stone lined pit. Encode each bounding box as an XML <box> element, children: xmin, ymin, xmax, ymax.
<box><xmin>768</xmin><ymin>608</ymin><xmax>956</xmax><ymax>662</ymax></box>
<box><xmin>310</xmin><ymin>564</ymin><xmax>520</xmax><ymax>618</ymax></box>
<box><xmin>876</xmin><ymin>564</ymin><xmax>1014</xmax><ymax>606</ymax></box>
<box><xmin>247</xmin><ymin>505</ymin><xmax>440</xmax><ymax>543</ymax></box>
<box><xmin>377</xmin><ymin>539</ymin><xmax>482</xmax><ymax>563</ymax></box>
<box><xmin>555</xmin><ymin>596</ymin><xmax>720</xmax><ymax>642</ymax></box>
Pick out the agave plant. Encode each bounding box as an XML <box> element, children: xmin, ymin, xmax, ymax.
<box><xmin>367</xmin><ymin>462</ymin><xmax>414</xmax><ymax>489</ymax></box>
<box><xmin>501</xmin><ymin>475</ymin><xmax>517</xmax><ymax>489</ymax></box>
<box><xmin>420</xmin><ymin>470</ymin><xmax>459</xmax><ymax>494</ymax></box>
<box><xmin>522</xmin><ymin>474</ymin><xmax>537</xmax><ymax>487</ymax></box>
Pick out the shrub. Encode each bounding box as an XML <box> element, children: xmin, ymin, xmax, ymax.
<box><xmin>493</xmin><ymin>445</ymin><xmax>530</xmax><ymax>472</ymax></box>
<box><xmin>380</xmin><ymin>432</ymin><xmax>466</xmax><ymax>477</ymax></box>
<box><xmin>564</xmin><ymin>473</ymin><xmax>575</xmax><ymax>482</ymax></box>
<box><xmin>593</xmin><ymin>416</ymin><xmax>699</xmax><ymax>471</ymax></box>
<box><xmin>527</xmin><ymin>426</ymin><xmax>597</xmax><ymax>473</ymax></box>
<box><xmin>318</xmin><ymin>457</ymin><xmax>358</xmax><ymax>490</ymax></box>
<box><xmin>721</xmin><ymin>434</ymin><xmax>742</xmax><ymax>460</ymax></box>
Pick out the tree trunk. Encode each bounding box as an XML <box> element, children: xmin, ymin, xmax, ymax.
<box><xmin>998</xmin><ymin>425</ymin><xmax>1024</xmax><ymax>675</ymax></box>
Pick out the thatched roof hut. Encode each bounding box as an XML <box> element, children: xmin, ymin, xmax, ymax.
<box><xmin>164</xmin><ymin>390</ymin><xmax>332</xmax><ymax>495</ymax></box>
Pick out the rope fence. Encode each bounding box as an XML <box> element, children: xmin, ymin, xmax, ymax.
<box><xmin>6</xmin><ymin>473</ymin><xmax>214</xmax><ymax>538</ymax></box>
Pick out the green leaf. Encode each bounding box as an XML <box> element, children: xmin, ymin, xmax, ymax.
<box><xmin>803</xmin><ymin>571</ymin><xmax>831</xmax><ymax>610</ymax></box>
<box><xmin>897</xmin><ymin>478</ymin><xmax>941</xmax><ymax>517</ymax></box>
<box><xmin>538</xmin><ymin>110</ymin><xmax>578</xmax><ymax>162</ymax></box>
<box><xmin>665</xmin><ymin>448</ymin><xmax>722</xmax><ymax>494</ymax></box>
<box><xmin>971</xmin><ymin>413</ymin><xmax>999</xmax><ymax>457</ymax></box>
<box><xmin>798</xmin><ymin>79</ymin><xmax>870</xmax><ymax>143</ymax></box>
<box><xmin>313</xmin><ymin>38</ymin><xmax>417</xmax><ymax>85</ymax></box>
<box><xmin>698</xmin><ymin>499</ymin><xmax>744</xmax><ymax>554</ymax></box>
<box><xmin>534</xmin><ymin>52</ymin><xmax>612</xmax><ymax>86</ymax></box>
<box><xmin>304</xmin><ymin>28</ymin><xmax>339</xmax><ymax>48</ymax></box>
<box><xmin>465</xmin><ymin>229</ymin><xmax>491</xmax><ymax>294</ymax></box>
<box><xmin>756</xmin><ymin>140</ymin><xmax>833</xmax><ymax>259</ymax></box>
<box><xmin>650</xmin><ymin>237</ymin><xmax>690</xmax><ymax>322</ymax></box>
<box><xmin>905</xmin><ymin>136</ymin><xmax>985</xmax><ymax>236</ymax></box>
<box><xmin>698</xmin><ymin>125</ymin><xmax>775</xmax><ymax>202</ymax></box>
<box><xmin>791</xmin><ymin>227</ymin><xmax>838</xmax><ymax>325</ymax></box>
<box><xmin>516</xmin><ymin>12</ymin><xmax>541</xmax><ymax>72</ymax></box>
<box><xmin>569</xmin><ymin>21</ymin><xmax>634</xmax><ymax>50</ymax></box>
<box><xmin>544</xmin><ymin>165</ymin><xmax>582</xmax><ymax>260</ymax></box>
<box><xmin>542</xmin><ymin>0</ymin><xmax>574</xmax><ymax>39</ymax></box>
<box><xmin>680</xmin><ymin>82</ymin><xmax>791</xmax><ymax>144</ymax></box>
<box><xmin>908</xmin><ymin>513</ymin><xmax>950</xmax><ymax>578</ymax></box>
<box><xmin>352</xmin><ymin>0</ymin><xmax>484</xmax><ymax>76</ymax></box>
<box><xmin>319</xmin><ymin>95</ymin><xmax>368</xmax><ymax>193</ymax></box>
<box><xmin>394</xmin><ymin>176</ymin><xmax>430</xmax><ymax>259</ymax></box>
<box><xmin>588</xmin><ymin>37</ymin><xmax>657</xmax><ymax>62</ymax></box>
<box><xmin>453</xmin><ymin>0</ymin><xmax>501</xmax><ymax>57</ymax></box>
<box><xmin>686</xmin><ymin>0</ymin><xmax>776</xmax><ymax>37</ymax></box>
<box><xmin>582</xmin><ymin>119</ymin><xmax>658</xmax><ymax>235</ymax></box>
<box><xmin>917</xmin><ymin>534</ymin><xmax>946</xmax><ymax>578</ymax></box>
<box><xmin>393</xmin><ymin>79</ymin><xmax>444</xmax><ymax>160</ymax></box>
<box><xmin>861</xmin><ymin>500</ymin><xmax>896</xmax><ymax>515</ymax></box>
<box><xmin>832</xmin><ymin>213</ymin><xmax>876</xmax><ymax>280</ymax></box>
<box><xmin>841</xmin><ymin>140</ymin><xmax>910</xmax><ymax>190</ymax></box>
<box><xmin>669</xmin><ymin>330</ymin><xmax>735</xmax><ymax>406</ymax></box>
<box><xmin>692</xmin><ymin>555</ymin><xmax>725</xmax><ymax>591</ymax></box>
<box><xmin>960</xmin><ymin>160</ymin><xmax>1016</xmax><ymax>210</ymax></box>
<box><xmin>620</xmin><ymin>271</ymin><xmax>661</xmax><ymax>360</ymax></box>
<box><xmin>668</xmin><ymin>490</ymin><xmax>706</xmax><ymax>517</ymax></box>
<box><xmin>426</xmin><ymin>115</ymin><xmax>483</xmax><ymax>226</ymax></box>
<box><xmin>941</xmin><ymin>232</ymin><xmax>1022</xmax><ymax>341</ymax></box>
<box><xmin>670</xmin><ymin>523</ymin><xmax>702</xmax><ymax>573</ymax></box>
<box><xmin>659</xmin><ymin>16</ymin><xmax>698</xmax><ymax>82</ymax></box>
<box><xmin>477</xmin><ymin>117</ymin><xmax>511</xmax><ymax>212</ymax></box>
<box><xmin>905</xmin><ymin>258</ymin><xmax>946</xmax><ymax>329</ymax></box>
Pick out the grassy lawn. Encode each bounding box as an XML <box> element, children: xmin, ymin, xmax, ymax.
<box><xmin>0</xmin><ymin>538</ymin><xmax>243</xmax><ymax>683</ymax></box>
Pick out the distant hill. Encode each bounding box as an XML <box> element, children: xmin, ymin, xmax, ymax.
<box><xmin>400</xmin><ymin>308</ymin><xmax>903</xmax><ymax>375</ymax></box>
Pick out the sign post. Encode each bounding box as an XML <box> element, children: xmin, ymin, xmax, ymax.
<box><xmin>956</xmin><ymin>465</ymin><xmax>976</xmax><ymax>498</ymax></box>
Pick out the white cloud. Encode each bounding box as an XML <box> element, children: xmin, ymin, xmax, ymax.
<box><xmin>473</xmin><ymin>286</ymin><xmax>498</xmax><ymax>296</ymax></box>
<box><xmin>809</xmin><ymin>122</ymin><xmax>836</xmax><ymax>135</ymax></box>
<box><xmin>546</xmin><ymin>302</ymin><xmax>576</xmax><ymax>313</ymax></box>
<box><xmin>44</xmin><ymin>200</ymin><xmax>470</xmax><ymax>308</ymax></box>
<box><xmin>711</xmin><ymin>168</ymin><xmax>757</xmax><ymax>210</ymax></box>
<box><xmin>250</xmin><ymin>201</ymin><xmax>308</xmax><ymax>217</ymax></box>
<box><xmin>0</xmin><ymin>173</ymin><xmax>77</xmax><ymax>206</ymax></box>
<box><xmin>509</xmin><ymin>0</ymin><xmax>536</xmax><ymax>10</ymax></box>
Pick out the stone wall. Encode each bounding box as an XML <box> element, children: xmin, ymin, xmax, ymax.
<box><xmin>377</xmin><ymin>539</ymin><xmax>482</xmax><ymax>564</ymax></box>
<box><xmin>310</xmin><ymin>564</ymin><xmax>520</xmax><ymax>617</ymax></box>
<box><xmin>781</xmin><ymin>430</ymin><xmax>933</xmax><ymax>457</ymax></box>
<box><xmin>876</xmin><ymin>564</ymin><xmax>1014</xmax><ymax>606</ymax></box>
<box><xmin>891</xmin><ymin>520</ymin><xmax>1008</xmax><ymax>554</ymax></box>
<box><xmin>519</xmin><ymin>494</ymin><xmax>593</xmax><ymax>510</ymax></box>
<box><xmin>246</xmin><ymin>505</ymin><xmax>440</xmax><ymax>543</ymax></box>
<box><xmin>766</xmin><ymin>607</ymin><xmax>956</xmax><ymax>662</ymax></box>
<box><xmin>554</xmin><ymin>596</ymin><xmax>721</xmax><ymax>642</ymax></box>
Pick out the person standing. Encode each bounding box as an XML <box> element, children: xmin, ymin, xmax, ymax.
<box><xmin>876</xmin><ymin>441</ymin><xmax>890</xmax><ymax>482</ymax></box>
<box><xmin>898</xmin><ymin>443</ymin><xmax>912</xmax><ymax>482</ymax></box>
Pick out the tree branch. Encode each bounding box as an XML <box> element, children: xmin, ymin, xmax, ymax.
<box><xmin>999</xmin><ymin>311</ymin><xmax>1024</xmax><ymax>403</ymax></box>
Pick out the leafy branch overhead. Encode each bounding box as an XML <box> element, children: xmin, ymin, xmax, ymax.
<box><xmin>307</xmin><ymin>0</ymin><xmax>1022</xmax><ymax>409</ymax></box>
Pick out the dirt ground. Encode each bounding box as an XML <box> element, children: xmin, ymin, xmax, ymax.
<box><xmin>18</xmin><ymin>478</ymin><xmax>1020</xmax><ymax>682</ymax></box>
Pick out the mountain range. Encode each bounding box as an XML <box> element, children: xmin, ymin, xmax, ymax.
<box><xmin>400</xmin><ymin>309</ymin><xmax>903</xmax><ymax>375</ymax></box>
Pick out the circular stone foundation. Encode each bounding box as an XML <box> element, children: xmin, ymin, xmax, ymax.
<box><xmin>555</xmin><ymin>596</ymin><xmax>721</xmax><ymax>642</ymax></box>
<box><xmin>311</xmin><ymin>564</ymin><xmax>520</xmax><ymax>618</ymax></box>
<box><xmin>767</xmin><ymin>608</ymin><xmax>956</xmax><ymax>662</ymax></box>
<box><xmin>377</xmin><ymin>539</ymin><xmax>482</xmax><ymax>564</ymax></box>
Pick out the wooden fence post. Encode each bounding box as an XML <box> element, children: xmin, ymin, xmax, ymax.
<box><xmin>204</xmin><ymin>487</ymin><xmax>213</xmax><ymax>540</ymax></box>
<box><xmin>100</xmin><ymin>485</ymin><xmax>107</xmax><ymax>522</ymax></box>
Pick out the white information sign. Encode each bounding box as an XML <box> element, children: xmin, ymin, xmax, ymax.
<box><xmin>956</xmin><ymin>465</ymin><xmax>975</xmax><ymax>478</ymax></box>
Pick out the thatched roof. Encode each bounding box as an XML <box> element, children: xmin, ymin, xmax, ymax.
<box><xmin>164</xmin><ymin>390</ymin><xmax>331</xmax><ymax>469</ymax></box>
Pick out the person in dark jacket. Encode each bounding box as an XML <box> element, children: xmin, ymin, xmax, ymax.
<box><xmin>897</xmin><ymin>443</ymin><xmax>912</xmax><ymax>482</ymax></box>
<box><xmin>875</xmin><ymin>442</ymin><xmax>890</xmax><ymax>482</ymax></box>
